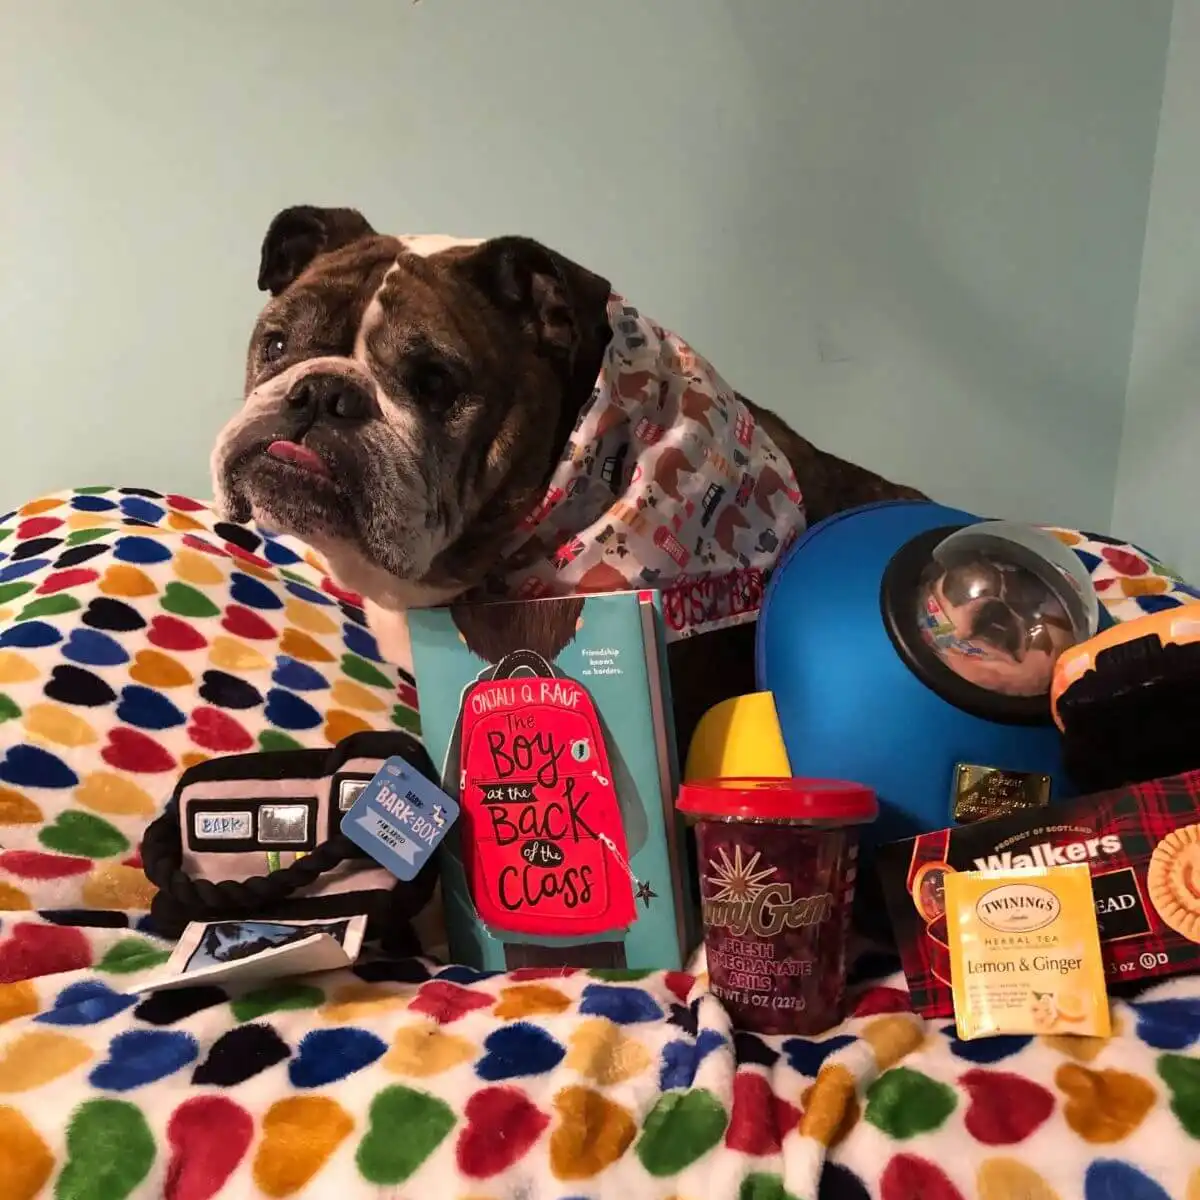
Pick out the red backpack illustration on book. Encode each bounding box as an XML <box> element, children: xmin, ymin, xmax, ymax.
<box><xmin>458</xmin><ymin>649</ymin><xmax>637</xmax><ymax>938</ymax></box>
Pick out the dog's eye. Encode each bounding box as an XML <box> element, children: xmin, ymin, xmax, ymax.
<box><xmin>408</xmin><ymin>362</ymin><xmax>456</xmax><ymax>406</ymax></box>
<box><xmin>263</xmin><ymin>333</ymin><xmax>287</xmax><ymax>363</ymax></box>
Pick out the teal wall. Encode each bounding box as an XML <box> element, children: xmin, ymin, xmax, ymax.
<box><xmin>1</xmin><ymin>0</ymin><xmax>1172</xmax><ymax>536</ymax></box>
<box><xmin>1113</xmin><ymin>1</ymin><xmax>1200</xmax><ymax>580</ymax></box>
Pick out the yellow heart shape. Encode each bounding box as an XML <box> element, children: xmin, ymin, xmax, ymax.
<box><xmin>82</xmin><ymin>864</ymin><xmax>157</xmax><ymax>910</ymax></box>
<box><xmin>209</xmin><ymin>637</ymin><xmax>268</xmax><ymax>672</ymax></box>
<box><xmin>0</xmin><ymin>884</ymin><xmax>32</xmax><ymax>911</ymax></box>
<box><xmin>0</xmin><ymin>1031</ymin><xmax>92</xmax><ymax>1093</ymax></box>
<box><xmin>862</xmin><ymin>1014</ymin><xmax>924</xmax><ymax>1070</ymax></box>
<box><xmin>549</xmin><ymin>1086</ymin><xmax>637</xmax><ymax>1182</ymax></box>
<box><xmin>166</xmin><ymin>511</ymin><xmax>204</xmax><ymax>532</ymax></box>
<box><xmin>565</xmin><ymin>1018</ymin><xmax>651</xmax><ymax>1085</ymax></box>
<box><xmin>174</xmin><ymin>549</ymin><xmax>225</xmax><ymax>587</ymax></box>
<box><xmin>19</xmin><ymin>498</ymin><xmax>64</xmax><ymax>516</ymax></box>
<box><xmin>977</xmin><ymin>1157</ymin><xmax>1062</xmax><ymax>1200</ymax></box>
<box><xmin>1041</xmin><ymin>1010</ymin><xmax>1121</xmax><ymax>1062</ymax></box>
<box><xmin>0</xmin><ymin>982</ymin><xmax>39</xmax><ymax>1026</ymax></box>
<box><xmin>331</xmin><ymin>679</ymin><xmax>387</xmax><ymax>713</ymax></box>
<box><xmin>285</xmin><ymin>598</ymin><xmax>337</xmax><ymax>635</ymax></box>
<box><xmin>494</xmin><ymin>984</ymin><xmax>572</xmax><ymax>1020</ymax></box>
<box><xmin>0</xmin><ymin>1104</ymin><xmax>54</xmax><ymax>1200</ymax></box>
<box><xmin>279</xmin><ymin>628</ymin><xmax>334</xmax><ymax>663</ymax></box>
<box><xmin>99</xmin><ymin>565</ymin><xmax>157</xmax><ymax>598</ymax></box>
<box><xmin>1055</xmin><ymin>1063</ymin><xmax>1156</xmax><ymax>1143</ymax></box>
<box><xmin>76</xmin><ymin>772</ymin><xmax>156</xmax><ymax>818</ymax></box>
<box><xmin>129</xmin><ymin>649</ymin><xmax>193</xmax><ymax>689</ymax></box>
<box><xmin>324</xmin><ymin>709</ymin><xmax>371</xmax><ymax>744</ymax></box>
<box><xmin>0</xmin><ymin>787</ymin><xmax>42</xmax><ymax>825</ymax></box>
<box><xmin>23</xmin><ymin>702</ymin><xmax>97</xmax><ymax>748</ymax></box>
<box><xmin>383</xmin><ymin>1021</ymin><xmax>475</xmax><ymax>1078</ymax></box>
<box><xmin>0</xmin><ymin>653</ymin><xmax>38</xmax><ymax>685</ymax></box>
<box><xmin>253</xmin><ymin>1096</ymin><xmax>353</xmax><ymax>1199</ymax></box>
<box><xmin>320</xmin><ymin>984</ymin><xmax>407</xmax><ymax>1024</ymax></box>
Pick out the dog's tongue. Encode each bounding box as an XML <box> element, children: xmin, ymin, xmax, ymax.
<box><xmin>267</xmin><ymin>440</ymin><xmax>330</xmax><ymax>477</ymax></box>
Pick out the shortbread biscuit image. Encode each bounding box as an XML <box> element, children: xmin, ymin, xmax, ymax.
<box><xmin>1147</xmin><ymin>823</ymin><xmax>1200</xmax><ymax>942</ymax></box>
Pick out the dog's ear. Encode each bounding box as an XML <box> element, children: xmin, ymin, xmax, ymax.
<box><xmin>463</xmin><ymin>237</ymin><xmax>612</xmax><ymax>369</ymax></box>
<box><xmin>257</xmin><ymin>206</ymin><xmax>376</xmax><ymax>295</ymax></box>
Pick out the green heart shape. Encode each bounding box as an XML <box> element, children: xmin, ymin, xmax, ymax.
<box><xmin>97</xmin><ymin>938</ymin><xmax>172</xmax><ymax>975</ymax></box>
<box><xmin>1158</xmin><ymin>1052</ymin><xmax>1200</xmax><ymax>1137</ymax></box>
<box><xmin>739</xmin><ymin>1174</ymin><xmax>800</xmax><ymax>1200</ymax></box>
<box><xmin>67</xmin><ymin>528</ymin><xmax>112</xmax><ymax>546</ymax></box>
<box><xmin>279</xmin><ymin>567</ymin><xmax>311</xmax><ymax>585</ymax></box>
<box><xmin>0</xmin><ymin>694</ymin><xmax>21</xmax><ymax>723</ymax></box>
<box><xmin>357</xmin><ymin>1085</ymin><xmax>457</xmax><ymax>1184</ymax></box>
<box><xmin>17</xmin><ymin>594</ymin><xmax>81</xmax><ymax>623</ymax></box>
<box><xmin>232</xmin><ymin>982</ymin><xmax>324</xmax><ymax>1022</ymax></box>
<box><xmin>259</xmin><ymin>729</ymin><xmax>304</xmax><ymax>752</ymax></box>
<box><xmin>74</xmin><ymin>486</ymin><xmax>113</xmax><ymax>495</ymax></box>
<box><xmin>39</xmin><ymin>810</ymin><xmax>130</xmax><ymax>858</ymax></box>
<box><xmin>865</xmin><ymin>1066</ymin><xmax>957</xmax><ymax>1139</ymax></box>
<box><xmin>0</xmin><ymin>528</ymin><xmax>11</xmax><ymax>544</ymax></box>
<box><xmin>0</xmin><ymin>581</ymin><xmax>34</xmax><ymax>605</ymax></box>
<box><xmin>636</xmin><ymin>1088</ymin><xmax>728</xmax><ymax>1177</ymax></box>
<box><xmin>57</xmin><ymin>1099</ymin><xmax>155</xmax><ymax>1200</ymax></box>
<box><xmin>342</xmin><ymin>653</ymin><xmax>394</xmax><ymax>689</ymax></box>
<box><xmin>391</xmin><ymin>705</ymin><xmax>420</xmax><ymax>735</ymax></box>
<box><xmin>161</xmin><ymin>581</ymin><xmax>221</xmax><ymax>619</ymax></box>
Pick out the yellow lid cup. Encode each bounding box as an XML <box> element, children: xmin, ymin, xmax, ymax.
<box><xmin>684</xmin><ymin>691</ymin><xmax>791</xmax><ymax>781</ymax></box>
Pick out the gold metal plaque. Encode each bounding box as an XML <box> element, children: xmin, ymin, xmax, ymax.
<box><xmin>951</xmin><ymin>763</ymin><xmax>1052</xmax><ymax>825</ymax></box>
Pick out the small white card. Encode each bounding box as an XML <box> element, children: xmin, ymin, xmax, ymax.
<box><xmin>126</xmin><ymin>915</ymin><xmax>367</xmax><ymax>994</ymax></box>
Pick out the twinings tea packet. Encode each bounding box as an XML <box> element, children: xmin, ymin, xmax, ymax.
<box><xmin>945</xmin><ymin>864</ymin><xmax>1110</xmax><ymax>1040</ymax></box>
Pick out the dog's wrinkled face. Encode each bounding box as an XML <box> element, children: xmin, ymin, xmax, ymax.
<box><xmin>213</xmin><ymin>206</ymin><xmax>612</xmax><ymax>609</ymax></box>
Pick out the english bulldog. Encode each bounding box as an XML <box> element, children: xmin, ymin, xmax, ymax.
<box><xmin>213</xmin><ymin>206</ymin><xmax>925</xmax><ymax>749</ymax></box>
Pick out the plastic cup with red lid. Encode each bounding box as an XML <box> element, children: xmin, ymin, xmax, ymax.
<box><xmin>677</xmin><ymin>777</ymin><xmax>878</xmax><ymax>1035</ymax></box>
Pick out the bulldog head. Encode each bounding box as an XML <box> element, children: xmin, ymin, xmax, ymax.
<box><xmin>213</xmin><ymin>206</ymin><xmax>612</xmax><ymax>609</ymax></box>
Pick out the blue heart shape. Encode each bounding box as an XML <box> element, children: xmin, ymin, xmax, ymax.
<box><xmin>782</xmin><ymin>1033</ymin><xmax>856</xmax><ymax>1076</ymax></box>
<box><xmin>0</xmin><ymin>744</ymin><xmax>78</xmax><ymax>789</ymax></box>
<box><xmin>36</xmin><ymin>981</ymin><xmax>138</xmax><ymax>1026</ymax></box>
<box><xmin>343</xmin><ymin>623</ymin><xmax>381</xmax><ymax>662</ymax></box>
<box><xmin>579</xmin><ymin>984</ymin><xmax>663</xmax><ymax>1025</ymax></box>
<box><xmin>659</xmin><ymin>1028</ymin><xmax>727</xmax><ymax>1090</ymax></box>
<box><xmin>288</xmin><ymin>1028</ymin><xmax>387</xmax><ymax>1088</ymax></box>
<box><xmin>113</xmin><ymin>536</ymin><xmax>171</xmax><ymax>565</ymax></box>
<box><xmin>119</xmin><ymin>497</ymin><xmax>165</xmax><ymax>523</ymax></box>
<box><xmin>71</xmin><ymin>495</ymin><xmax>118</xmax><ymax>513</ymax></box>
<box><xmin>1130</xmin><ymin>998</ymin><xmax>1200</xmax><ymax>1051</ymax></box>
<box><xmin>1084</xmin><ymin>1159</ymin><xmax>1172</xmax><ymax>1200</ymax></box>
<box><xmin>0</xmin><ymin>558</ymin><xmax>49</xmax><ymax>583</ymax></box>
<box><xmin>115</xmin><ymin>685</ymin><xmax>186</xmax><ymax>730</ymax></box>
<box><xmin>0</xmin><ymin>621</ymin><xmax>62</xmax><ymax>649</ymax></box>
<box><xmin>284</xmin><ymin>580</ymin><xmax>332</xmax><ymax>605</ymax></box>
<box><xmin>271</xmin><ymin>657</ymin><xmax>329</xmax><ymax>692</ymax></box>
<box><xmin>938</xmin><ymin>1023</ymin><xmax>1031</xmax><ymax>1063</ymax></box>
<box><xmin>264</xmin><ymin>688</ymin><xmax>322</xmax><ymax>730</ymax></box>
<box><xmin>230</xmin><ymin>572</ymin><xmax>284</xmax><ymax>611</ymax></box>
<box><xmin>89</xmin><ymin>1029</ymin><xmax>199</xmax><ymax>1091</ymax></box>
<box><xmin>263</xmin><ymin>540</ymin><xmax>302</xmax><ymax>567</ymax></box>
<box><xmin>476</xmin><ymin>1022</ymin><xmax>565</xmax><ymax>1081</ymax></box>
<box><xmin>63</xmin><ymin>628</ymin><xmax>130</xmax><ymax>668</ymax></box>
<box><xmin>436</xmin><ymin>965</ymin><xmax>502</xmax><ymax>985</ymax></box>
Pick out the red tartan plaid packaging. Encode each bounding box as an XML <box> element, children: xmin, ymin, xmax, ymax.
<box><xmin>876</xmin><ymin>769</ymin><xmax>1200</xmax><ymax>1017</ymax></box>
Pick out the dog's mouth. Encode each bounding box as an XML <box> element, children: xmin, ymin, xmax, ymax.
<box><xmin>265</xmin><ymin>439</ymin><xmax>332</xmax><ymax>479</ymax></box>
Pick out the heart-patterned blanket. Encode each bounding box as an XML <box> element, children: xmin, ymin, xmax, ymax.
<box><xmin>0</xmin><ymin>489</ymin><xmax>1197</xmax><ymax>1199</ymax></box>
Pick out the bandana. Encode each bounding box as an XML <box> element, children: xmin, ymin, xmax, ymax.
<box><xmin>482</xmin><ymin>295</ymin><xmax>807</xmax><ymax>640</ymax></box>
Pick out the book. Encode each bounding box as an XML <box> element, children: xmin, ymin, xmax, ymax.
<box><xmin>408</xmin><ymin>590</ymin><xmax>696</xmax><ymax>971</ymax></box>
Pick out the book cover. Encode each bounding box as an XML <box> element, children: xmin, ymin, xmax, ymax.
<box><xmin>408</xmin><ymin>591</ymin><xmax>692</xmax><ymax>971</ymax></box>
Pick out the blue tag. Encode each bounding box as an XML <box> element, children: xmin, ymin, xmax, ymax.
<box><xmin>340</xmin><ymin>756</ymin><xmax>459</xmax><ymax>882</ymax></box>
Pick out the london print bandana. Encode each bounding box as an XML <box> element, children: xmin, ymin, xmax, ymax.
<box><xmin>484</xmin><ymin>294</ymin><xmax>807</xmax><ymax>640</ymax></box>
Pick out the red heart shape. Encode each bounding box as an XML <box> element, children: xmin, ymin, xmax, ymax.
<box><xmin>149</xmin><ymin>615</ymin><xmax>209</xmax><ymax>652</ymax></box>
<box><xmin>224</xmin><ymin>544</ymin><xmax>273</xmax><ymax>571</ymax></box>
<box><xmin>456</xmin><ymin>1086</ymin><xmax>549</xmax><ymax>1179</ymax></box>
<box><xmin>221</xmin><ymin>604</ymin><xmax>277</xmax><ymax>641</ymax></box>
<box><xmin>725</xmin><ymin>1071</ymin><xmax>802</xmax><ymax>1155</ymax></box>
<box><xmin>881</xmin><ymin>1154</ymin><xmax>965</xmax><ymax>1200</ymax></box>
<box><xmin>507</xmin><ymin>966</ymin><xmax>579</xmax><ymax>983</ymax></box>
<box><xmin>1102</xmin><ymin>547</ymin><xmax>1149</xmax><ymax>577</ymax></box>
<box><xmin>321</xmin><ymin>576</ymin><xmax>364</xmax><ymax>607</ymax></box>
<box><xmin>188</xmin><ymin>706</ymin><xmax>253</xmax><ymax>753</ymax></box>
<box><xmin>164</xmin><ymin>1095</ymin><xmax>254</xmax><ymax>1200</ymax></box>
<box><xmin>664</xmin><ymin>971</ymin><xmax>696</xmax><ymax>1005</ymax></box>
<box><xmin>166</xmin><ymin>494</ymin><xmax>208</xmax><ymax>513</ymax></box>
<box><xmin>960</xmin><ymin>1068</ymin><xmax>1054</xmax><ymax>1145</ymax></box>
<box><xmin>408</xmin><ymin>981</ymin><xmax>496</xmax><ymax>1024</ymax></box>
<box><xmin>0</xmin><ymin>850</ymin><xmax>93</xmax><ymax>880</ymax></box>
<box><xmin>102</xmin><ymin>726</ymin><xmax>177</xmax><ymax>773</ymax></box>
<box><xmin>0</xmin><ymin>921</ymin><xmax>93</xmax><ymax>984</ymax></box>
<box><xmin>182</xmin><ymin>535</ymin><xmax>228</xmax><ymax>558</ymax></box>
<box><xmin>36</xmin><ymin>567</ymin><xmax>100</xmax><ymax>595</ymax></box>
<box><xmin>17</xmin><ymin>516</ymin><xmax>64</xmax><ymax>540</ymax></box>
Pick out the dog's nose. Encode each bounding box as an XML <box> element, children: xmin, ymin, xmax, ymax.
<box><xmin>286</xmin><ymin>375</ymin><xmax>378</xmax><ymax>423</ymax></box>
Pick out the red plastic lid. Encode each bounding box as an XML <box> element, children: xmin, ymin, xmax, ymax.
<box><xmin>677</xmin><ymin>777</ymin><xmax>877</xmax><ymax>825</ymax></box>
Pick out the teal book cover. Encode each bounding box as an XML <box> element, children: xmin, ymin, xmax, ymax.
<box><xmin>408</xmin><ymin>591</ymin><xmax>691</xmax><ymax>971</ymax></box>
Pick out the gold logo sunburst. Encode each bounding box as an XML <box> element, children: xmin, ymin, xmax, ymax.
<box><xmin>705</xmin><ymin>844</ymin><xmax>777</xmax><ymax>902</ymax></box>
